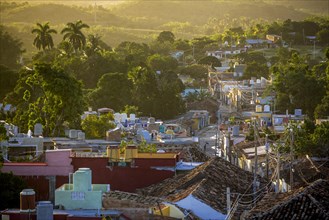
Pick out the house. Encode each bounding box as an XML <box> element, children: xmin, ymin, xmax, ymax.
<box><xmin>244</xmin><ymin>179</ymin><xmax>329</xmax><ymax>220</ymax></box>
<box><xmin>138</xmin><ymin>157</ymin><xmax>268</xmax><ymax>220</ymax></box>
<box><xmin>103</xmin><ymin>191</ymin><xmax>186</xmax><ymax>219</ymax></box>
<box><xmin>55</xmin><ymin>168</ymin><xmax>109</xmax><ymax>209</ymax></box>
<box><xmin>233</xmin><ymin>139</ymin><xmax>271</xmax><ymax>176</ymax></box>
<box><xmin>1</xmin><ymin>149</ymin><xmax>73</xmax><ymax>202</ymax></box>
<box><xmin>272</xmin><ymin>109</ymin><xmax>305</xmax><ymax>133</ymax></box>
<box><xmin>246</xmin><ymin>39</ymin><xmax>272</xmax><ymax>48</ymax></box>
<box><xmin>233</xmin><ymin>64</ymin><xmax>246</xmax><ymax>77</ymax></box>
<box><xmin>266</xmin><ymin>34</ymin><xmax>281</xmax><ymax>43</ymax></box>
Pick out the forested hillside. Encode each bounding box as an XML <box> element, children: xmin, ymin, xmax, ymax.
<box><xmin>1</xmin><ymin>0</ymin><xmax>328</xmax><ymax>56</ymax></box>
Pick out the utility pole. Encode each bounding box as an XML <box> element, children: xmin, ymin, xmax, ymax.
<box><xmin>290</xmin><ymin>128</ymin><xmax>294</xmax><ymax>191</ymax></box>
<box><xmin>276</xmin><ymin>150</ymin><xmax>280</xmax><ymax>193</ymax></box>
<box><xmin>253</xmin><ymin>118</ymin><xmax>258</xmax><ymax>201</ymax></box>
<box><xmin>226</xmin><ymin>187</ymin><xmax>231</xmax><ymax>215</ymax></box>
<box><xmin>265</xmin><ymin>134</ymin><xmax>269</xmax><ymax>179</ymax></box>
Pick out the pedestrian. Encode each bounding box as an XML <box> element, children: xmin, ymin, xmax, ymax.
<box><xmin>204</xmin><ymin>142</ymin><xmax>208</xmax><ymax>152</ymax></box>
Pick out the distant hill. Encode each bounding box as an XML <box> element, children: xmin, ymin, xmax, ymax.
<box><xmin>110</xmin><ymin>0</ymin><xmax>315</xmax><ymax>27</ymax></box>
<box><xmin>1</xmin><ymin>0</ymin><xmax>327</xmax><ymax>56</ymax></box>
<box><xmin>1</xmin><ymin>3</ymin><xmax>124</xmax><ymax>26</ymax></box>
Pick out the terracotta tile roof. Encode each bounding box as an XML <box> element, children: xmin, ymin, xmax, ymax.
<box><xmin>102</xmin><ymin>190</ymin><xmax>164</xmax><ymax>208</ymax></box>
<box><xmin>280</xmin><ymin>157</ymin><xmax>329</xmax><ymax>188</ymax></box>
<box><xmin>245</xmin><ymin>179</ymin><xmax>329</xmax><ymax>220</ymax></box>
<box><xmin>138</xmin><ymin>157</ymin><xmax>268</xmax><ymax>215</ymax></box>
<box><xmin>156</xmin><ymin>144</ymin><xmax>210</xmax><ymax>162</ymax></box>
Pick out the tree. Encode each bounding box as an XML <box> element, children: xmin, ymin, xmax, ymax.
<box><xmin>85</xmin><ymin>34</ymin><xmax>112</xmax><ymax>56</ymax></box>
<box><xmin>31</xmin><ymin>22</ymin><xmax>57</xmax><ymax>51</ymax></box>
<box><xmin>0</xmin><ymin>172</ymin><xmax>27</xmax><ymax>210</ymax></box>
<box><xmin>242</xmin><ymin>61</ymin><xmax>269</xmax><ymax>79</ymax></box>
<box><xmin>128</xmin><ymin>66</ymin><xmax>159</xmax><ymax>116</ymax></box>
<box><xmin>0</xmin><ymin>65</ymin><xmax>19</xmax><ymax>100</ymax></box>
<box><xmin>61</xmin><ymin>20</ymin><xmax>89</xmax><ymax>51</ymax></box>
<box><xmin>157</xmin><ymin>31</ymin><xmax>175</xmax><ymax>43</ymax></box>
<box><xmin>89</xmin><ymin>72</ymin><xmax>132</xmax><ymax>111</ymax></box>
<box><xmin>180</xmin><ymin>64</ymin><xmax>208</xmax><ymax>80</ymax></box>
<box><xmin>5</xmin><ymin>63</ymin><xmax>85</xmax><ymax>136</ymax></box>
<box><xmin>156</xmin><ymin>71</ymin><xmax>185</xmax><ymax>119</ymax></box>
<box><xmin>312</xmin><ymin>122</ymin><xmax>329</xmax><ymax>156</ymax></box>
<box><xmin>115</xmin><ymin>41</ymin><xmax>150</xmax><ymax>68</ymax></box>
<box><xmin>81</xmin><ymin>113</ymin><xmax>115</xmax><ymax>139</ymax></box>
<box><xmin>122</xmin><ymin>105</ymin><xmax>140</xmax><ymax>116</ymax></box>
<box><xmin>198</xmin><ymin>56</ymin><xmax>221</xmax><ymax>68</ymax></box>
<box><xmin>147</xmin><ymin>54</ymin><xmax>178</xmax><ymax>73</ymax></box>
<box><xmin>0</xmin><ymin>26</ymin><xmax>24</xmax><ymax>69</ymax></box>
<box><xmin>271</xmin><ymin>53</ymin><xmax>325</xmax><ymax>118</ymax></box>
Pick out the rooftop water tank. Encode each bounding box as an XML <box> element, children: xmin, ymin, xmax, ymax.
<box><xmin>256</xmin><ymin>105</ymin><xmax>262</xmax><ymax>113</ymax></box>
<box><xmin>121</xmin><ymin>113</ymin><xmax>127</xmax><ymax>122</ymax></box>
<box><xmin>295</xmin><ymin>109</ymin><xmax>302</xmax><ymax>116</ymax></box>
<box><xmin>69</xmin><ymin>129</ymin><xmax>78</xmax><ymax>139</ymax></box>
<box><xmin>114</xmin><ymin>113</ymin><xmax>121</xmax><ymax>123</ymax></box>
<box><xmin>148</xmin><ymin>117</ymin><xmax>155</xmax><ymax>123</ymax></box>
<box><xmin>77</xmin><ymin>131</ymin><xmax>85</xmax><ymax>140</ymax></box>
<box><xmin>232</xmin><ymin>125</ymin><xmax>239</xmax><ymax>137</ymax></box>
<box><xmin>20</xmin><ymin>189</ymin><xmax>35</xmax><ymax>212</ymax></box>
<box><xmin>34</xmin><ymin>123</ymin><xmax>43</xmax><ymax>136</ymax></box>
<box><xmin>37</xmin><ymin>201</ymin><xmax>53</xmax><ymax>220</ymax></box>
<box><xmin>264</xmin><ymin>105</ymin><xmax>270</xmax><ymax>112</ymax></box>
<box><xmin>73</xmin><ymin>168</ymin><xmax>92</xmax><ymax>192</ymax></box>
<box><xmin>130</xmin><ymin>114</ymin><xmax>136</xmax><ymax>122</ymax></box>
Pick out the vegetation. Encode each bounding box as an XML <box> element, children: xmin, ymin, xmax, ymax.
<box><xmin>81</xmin><ymin>113</ymin><xmax>115</xmax><ymax>139</ymax></box>
<box><xmin>31</xmin><ymin>22</ymin><xmax>57</xmax><ymax>51</ymax></box>
<box><xmin>5</xmin><ymin>63</ymin><xmax>85</xmax><ymax>135</ymax></box>
<box><xmin>0</xmin><ymin>172</ymin><xmax>28</xmax><ymax>209</ymax></box>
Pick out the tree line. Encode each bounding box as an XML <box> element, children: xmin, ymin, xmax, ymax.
<box><xmin>0</xmin><ymin>17</ymin><xmax>328</xmax><ymax>137</ymax></box>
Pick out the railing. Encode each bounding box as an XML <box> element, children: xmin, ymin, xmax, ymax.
<box><xmin>70</xmin><ymin>152</ymin><xmax>107</xmax><ymax>158</ymax></box>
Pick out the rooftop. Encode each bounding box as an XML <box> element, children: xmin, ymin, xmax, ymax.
<box><xmin>138</xmin><ymin>157</ymin><xmax>267</xmax><ymax>216</ymax></box>
<box><xmin>245</xmin><ymin>179</ymin><xmax>329</xmax><ymax>220</ymax></box>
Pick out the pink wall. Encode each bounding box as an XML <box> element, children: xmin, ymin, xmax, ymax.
<box><xmin>1</xmin><ymin>149</ymin><xmax>73</xmax><ymax>176</ymax></box>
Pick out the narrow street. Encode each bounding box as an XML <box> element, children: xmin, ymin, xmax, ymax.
<box><xmin>197</xmin><ymin>124</ymin><xmax>221</xmax><ymax>157</ymax></box>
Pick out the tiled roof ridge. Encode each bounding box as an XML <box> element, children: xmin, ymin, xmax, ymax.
<box><xmin>104</xmin><ymin>190</ymin><xmax>164</xmax><ymax>204</ymax></box>
<box><xmin>248</xmin><ymin>179</ymin><xmax>329</xmax><ymax>219</ymax></box>
<box><xmin>167</xmin><ymin>179</ymin><xmax>207</xmax><ymax>202</ymax></box>
<box><xmin>307</xmin><ymin>194</ymin><xmax>329</xmax><ymax>218</ymax></box>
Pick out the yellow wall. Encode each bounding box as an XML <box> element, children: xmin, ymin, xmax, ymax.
<box><xmin>107</xmin><ymin>146</ymin><xmax>120</xmax><ymax>162</ymax></box>
<box><xmin>138</xmin><ymin>153</ymin><xmax>177</xmax><ymax>159</ymax></box>
<box><xmin>125</xmin><ymin>146</ymin><xmax>138</xmax><ymax>162</ymax></box>
<box><xmin>154</xmin><ymin>206</ymin><xmax>170</xmax><ymax>216</ymax></box>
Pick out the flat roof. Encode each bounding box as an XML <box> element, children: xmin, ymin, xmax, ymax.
<box><xmin>3</xmin><ymin>162</ymin><xmax>47</xmax><ymax>166</ymax></box>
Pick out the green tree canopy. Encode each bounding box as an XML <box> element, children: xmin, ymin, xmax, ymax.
<box><xmin>157</xmin><ymin>31</ymin><xmax>175</xmax><ymax>43</ymax></box>
<box><xmin>0</xmin><ymin>172</ymin><xmax>27</xmax><ymax>210</ymax></box>
<box><xmin>271</xmin><ymin>53</ymin><xmax>325</xmax><ymax>118</ymax></box>
<box><xmin>61</xmin><ymin>20</ymin><xmax>89</xmax><ymax>51</ymax></box>
<box><xmin>31</xmin><ymin>22</ymin><xmax>57</xmax><ymax>51</ymax></box>
<box><xmin>147</xmin><ymin>54</ymin><xmax>178</xmax><ymax>73</ymax></box>
<box><xmin>179</xmin><ymin>64</ymin><xmax>208</xmax><ymax>80</ymax></box>
<box><xmin>0</xmin><ymin>26</ymin><xmax>24</xmax><ymax>69</ymax></box>
<box><xmin>0</xmin><ymin>65</ymin><xmax>19</xmax><ymax>100</ymax></box>
<box><xmin>89</xmin><ymin>72</ymin><xmax>132</xmax><ymax>111</ymax></box>
<box><xmin>242</xmin><ymin>61</ymin><xmax>269</xmax><ymax>79</ymax></box>
<box><xmin>128</xmin><ymin>66</ymin><xmax>159</xmax><ymax>116</ymax></box>
<box><xmin>198</xmin><ymin>56</ymin><xmax>221</xmax><ymax>67</ymax></box>
<box><xmin>81</xmin><ymin>113</ymin><xmax>115</xmax><ymax>139</ymax></box>
<box><xmin>156</xmin><ymin>71</ymin><xmax>185</xmax><ymax>119</ymax></box>
<box><xmin>5</xmin><ymin>63</ymin><xmax>85</xmax><ymax>136</ymax></box>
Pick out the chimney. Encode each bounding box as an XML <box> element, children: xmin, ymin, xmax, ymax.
<box><xmin>20</xmin><ymin>189</ymin><xmax>36</xmax><ymax>212</ymax></box>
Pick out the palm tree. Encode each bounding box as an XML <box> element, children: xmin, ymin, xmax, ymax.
<box><xmin>61</xmin><ymin>20</ymin><xmax>89</xmax><ymax>52</ymax></box>
<box><xmin>31</xmin><ymin>22</ymin><xmax>57</xmax><ymax>51</ymax></box>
